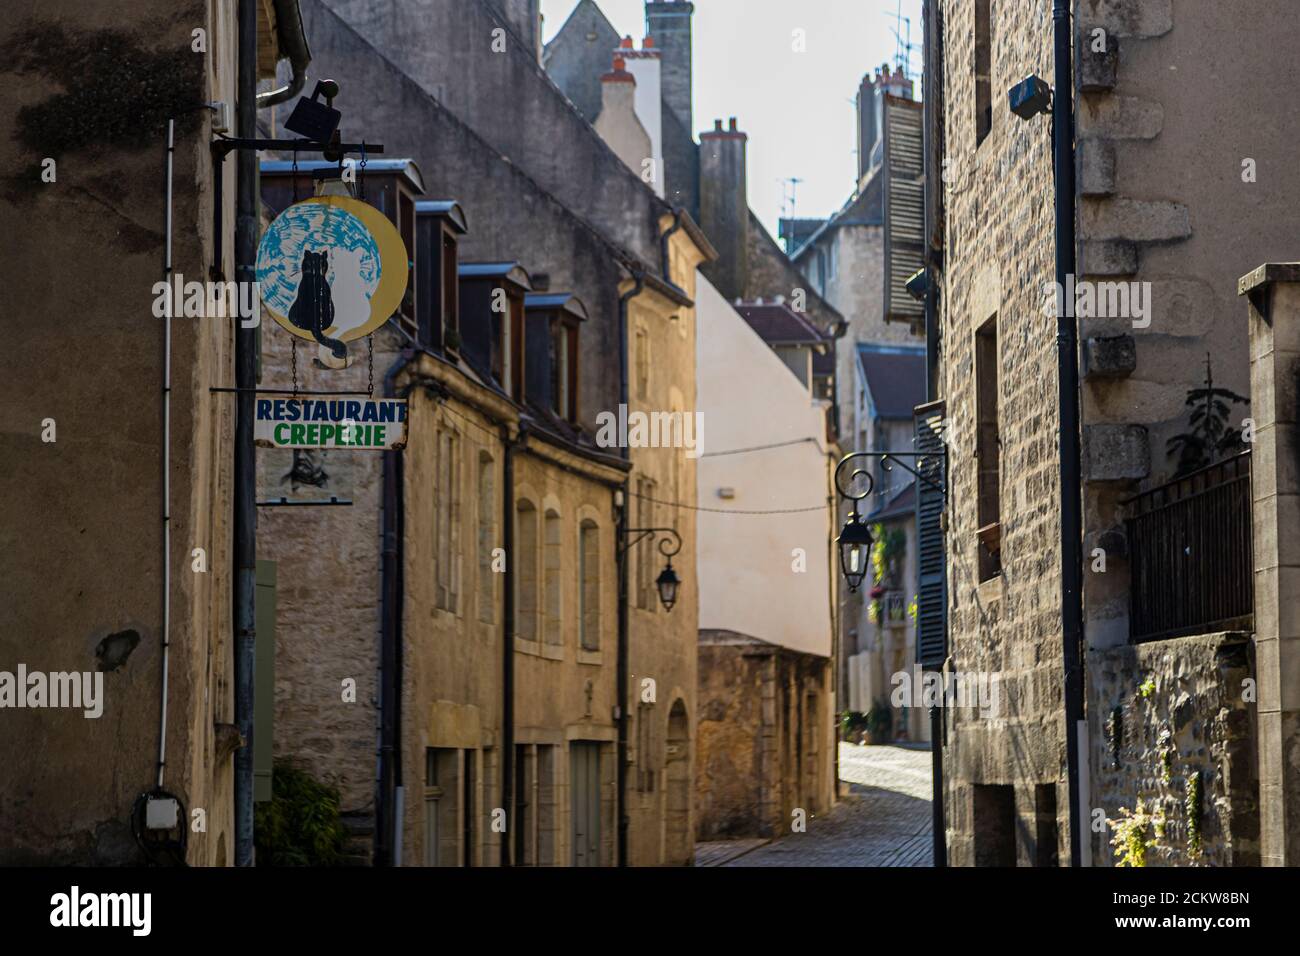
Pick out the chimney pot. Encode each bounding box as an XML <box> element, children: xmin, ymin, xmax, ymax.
<box><xmin>621</xmin><ymin>35</ymin><xmax>634</xmax><ymax>48</ymax></box>
<box><xmin>728</xmin><ymin>117</ymin><xmax>738</xmax><ymax>131</ymax></box>
<box><xmin>643</xmin><ymin>36</ymin><xmax>655</xmax><ymax>48</ymax></box>
<box><xmin>714</xmin><ymin>119</ymin><xmax>723</xmax><ymax>131</ymax></box>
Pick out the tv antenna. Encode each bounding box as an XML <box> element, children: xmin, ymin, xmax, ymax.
<box><xmin>780</xmin><ymin>176</ymin><xmax>805</xmax><ymax>220</ymax></box>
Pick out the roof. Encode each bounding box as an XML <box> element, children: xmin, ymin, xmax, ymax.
<box><xmin>790</xmin><ymin>165</ymin><xmax>884</xmax><ymax>263</ymax></box>
<box><xmin>525</xmin><ymin>292</ymin><xmax>589</xmax><ymax>322</ymax></box>
<box><xmin>857</xmin><ymin>344</ymin><xmax>927</xmax><ymax>419</ymax></box>
<box><xmin>735</xmin><ymin>300</ymin><xmax>831</xmax><ymax>346</ymax></box>
<box><xmin>868</xmin><ymin>481</ymin><xmax>916</xmax><ymax>521</ymax></box>
<box><xmin>459</xmin><ymin>261</ymin><xmax>533</xmax><ymax>291</ymax></box>
<box><xmin>415</xmin><ymin>200</ymin><xmax>468</xmax><ymax>234</ymax></box>
<box><xmin>259</xmin><ymin>158</ymin><xmax>426</xmax><ymax>195</ymax></box>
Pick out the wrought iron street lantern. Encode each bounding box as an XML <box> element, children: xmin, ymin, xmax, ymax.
<box><xmin>620</xmin><ymin>527</ymin><xmax>683</xmax><ymax>612</ymax></box>
<box><xmin>833</xmin><ymin>448</ymin><xmax>947</xmax><ymax>593</ymax></box>
<box><xmin>837</xmin><ymin>511</ymin><xmax>875</xmax><ymax>593</ymax></box>
<box><xmin>655</xmin><ymin>561</ymin><xmax>681</xmax><ymax>612</ymax></box>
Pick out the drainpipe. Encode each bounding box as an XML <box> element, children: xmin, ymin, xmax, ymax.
<box><xmin>922</xmin><ymin>0</ymin><xmax>948</xmax><ymax>868</ymax></box>
<box><xmin>233</xmin><ymin>0</ymin><xmax>259</xmax><ymax>868</ymax></box>
<box><xmin>500</xmin><ymin>429</ymin><xmax>518</xmax><ymax>866</ymax></box>
<box><xmin>660</xmin><ymin>209</ymin><xmax>683</xmax><ymax>283</ymax></box>
<box><xmin>257</xmin><ymin>0</ymin><xmax>311</xmax><ymax>107</ymax></box>
<box><xmin>1053</xmin><ymin>0</ymin><xmax>1086</xmax><ymax>868</ymax></box>
<box><xmin>377</xmin><ymin>351</ymin><xmax>412</xmax><ymax>866</ymax></box>
<box><xmin>615</xmin><ymin>271</ymin><xmax>644</xmax><ymax>867</ymax></box>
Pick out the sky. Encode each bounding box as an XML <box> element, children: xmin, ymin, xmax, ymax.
<box><xmin>540</xmin><ymin>0</ymin><xmax>925</xmax><ymax>239</ymax></box>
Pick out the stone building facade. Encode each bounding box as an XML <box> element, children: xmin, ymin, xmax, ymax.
<box><xmin>257</xmin><ymin>0</ymin><xmax>712</xmax><ymax>866</ymax></box>
<box><xmin>927</xmin><ymin>0</ymin><xmax>1298</xmax><ymax>866</ymax></box>
<box><xmin>0</xmin><ymin>0</ymin><xmax>300</xmax><ymax>865</ymax></box>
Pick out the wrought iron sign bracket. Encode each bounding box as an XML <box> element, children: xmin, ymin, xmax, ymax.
<box><xmin>618</xmin><ymin>527</ymin><xmax>682</xmax><ymax>560</ymax></box>
<box><xmin>835</xmin><ymin>449</ymin><xmax>948</xmax><ymax>504</ymax></box>
<box><xmin>211</xmin><ymin>136</ymin><xmax>385</xmax><ymax>160</ymax></box>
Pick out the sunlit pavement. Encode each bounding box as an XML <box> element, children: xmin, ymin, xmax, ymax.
<box><xmin>697</xmin><ymin>743</ymin><xmax>934</xmax><ymax>867</ymax></box>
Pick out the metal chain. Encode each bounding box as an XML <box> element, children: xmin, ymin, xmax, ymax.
<box><xmin>367</xmin><ymin>336</ymin><xmax>374</xmax><ymax>397</ymax></box>
<box><xmin>292</xmin><ymin>151</ymin><xmax>300</xmax><ymax>203</ymax></box>
<box><xmin>359</xmin><ymin>142</ymin><xmax>367</xmax><ymax>201</ymax></box>
<box><xmin>291</xmin><ymin>338</ymin><xmax>298</xmax><ymax>398</ymax></box>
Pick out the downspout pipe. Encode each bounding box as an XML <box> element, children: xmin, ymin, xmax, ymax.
<box><xmin>257</xmin><ymin>0</ymin><xmax>311</xmax><ymax>107</ymax></box>
<box><xmin>615</xmin><ymin>271</ymin><xmax>644</xmax><ymax>867</ymax></box>
<box><xmin>500</xmin><ymin>426</ymin><xmax>518</xmax><ymax>866</ymax></box>
<box><xmin>233</xmin><ymin>0</ymin><xmax>258</xmax><ymax>868</ymax></box>
<box><xmin>660</xmin><ymin>209</ymin><xmax>683</xmax><ymax>283</ymax></box>
<box><xmin>1053</xmin><ymin>0</ymin><xmax>1086</xmax><ymax>868</ymax></box>
<box><xmin>377</xmin><ymin>350</ymin><xmax>412</xmax><ymax>866</ymax></box>
<box><xmin>922</xmin><ymin>0</ymin><xmax>948</xmax><ymax>869</ymax></box>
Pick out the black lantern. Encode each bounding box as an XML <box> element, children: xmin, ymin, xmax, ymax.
<box><xmin>656</xmin><ymin>561</ymin><xmax>681</xmax><ymax>612</ymax></box>
<box><xmin>837</xmin><ymin>513</ymin><xmax>874</xmax><ymax>593</ymax></box>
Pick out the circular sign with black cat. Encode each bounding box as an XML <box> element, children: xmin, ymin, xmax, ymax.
<box><xmin>256</xmin><ymin>196</ymin><xmax>408</xmax><ymax>368</ymax></box>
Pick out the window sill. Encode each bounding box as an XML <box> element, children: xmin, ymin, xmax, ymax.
<box><xmin>540</xmin><ymin>642</ymin><xmax>565</xmax><ymax>662</ymax></box>
<box><xmin>577</xmin><ymin>649</ymin><xmax>603</xmax><ymax>666</ymax></box>
<box><xmin>514</xmin><ymin>636</ymin><xmax>541</xmax><ymax>656</ymax></box>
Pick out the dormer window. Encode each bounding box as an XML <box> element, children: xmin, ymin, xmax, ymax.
<box><xmin>525</xmin><ymin>293</ymin><xmax>587</xmax><ymax>423</ymax></box>
<box><xmin>458</xmin><ymin>262</ymin><xmax>532</xmax><ymax>398</ymax></box>
<box><xmin>416</xmin><ymin>200</ymin><xmax>468</xmax><ymax>351</ymax></box>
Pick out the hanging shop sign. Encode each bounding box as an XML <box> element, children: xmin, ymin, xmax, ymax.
<box><xmin>255</xmin><ymin>196</ymin><xmax>409</xmax><ymax>368</ymax></box>
<box><xmin>255</xmin><ymin>397</ymin><xmax>408</xmax><ymax>451</ymax></box>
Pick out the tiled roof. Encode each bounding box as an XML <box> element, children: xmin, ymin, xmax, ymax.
<box><xmin>735</xmin><ymin>300</ymin><xmax>830</xmax><ymax>346</ymax></box>
<box><xmin>857</xmin><ymin>345</ymin><xmax>927</xmax><ymax>419</ymax></box>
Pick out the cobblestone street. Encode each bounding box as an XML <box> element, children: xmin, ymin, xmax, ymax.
<box><xmin>696</xmin><ymin>744</ymin><xmax>934</xmax><ymax>867</ymax></box>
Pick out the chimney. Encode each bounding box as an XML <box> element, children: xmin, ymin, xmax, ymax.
<box><xmin>620</xmin><ymin>37</ymin><xmax>665</xmax><ymax>197</ymax></box>
<box><xmin>644</xmin><ymin>1</ymin><xmax>694</xmax><ymax>134</ymax></box>
<box><xmin>883</xmin><ymin>62</ymin><xmax>914</xmax><ymax>100</ymax></box>
<box><xmin>699</xmin><ymin>116</ymin><xmax>750</xmax><ymax>301</ymax></box>
<box><xmin>594</xmin><ymin>56</ymin><xmax>655</xmax><ymax>180</ymax></box>
<box><xmin>856</xmin><ymin>73</ymin><xmax>879</xmax><ymax>182</ymax></box>
<box><xmin>493</xmin><ymin>0</ymin><xmax>543</xmax><ymax>61</ymax></box>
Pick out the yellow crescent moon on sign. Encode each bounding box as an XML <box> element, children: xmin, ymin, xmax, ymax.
<box><xmin>260</xmin><ymin>195</ymin><xmax>409</xmax><ymax>344</ymax></box>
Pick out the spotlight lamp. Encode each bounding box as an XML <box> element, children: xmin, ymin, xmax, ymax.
<box><xmin>1009</xmin><ymin>74</ymin><xmax>1053</xmax><ymax>120</ymax></box>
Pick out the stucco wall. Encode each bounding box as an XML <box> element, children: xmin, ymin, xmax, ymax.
<box><xmin>0</xmin><ymin>1</ymin><xmax>236</xmax><ymax>865</ymax></box>
<box><xmin>695</xmin><ymin>277</ymin><xmax>833</xmax><ymax>658</ymax></box>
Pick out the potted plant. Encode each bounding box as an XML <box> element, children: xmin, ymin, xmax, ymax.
<box><xmin>864</xmin><ymin>703</ymin><xmax>894</xmax><ymax>745</ymax></box>
<box><xmin>839</xmin><ymin>710</ymin><xmax>869</xmax><ymax>743</ymax></box>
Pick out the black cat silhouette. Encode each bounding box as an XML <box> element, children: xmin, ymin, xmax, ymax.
<box><xmin>288</xmin><ymin>249</ymin><xmax>347</xmax><ymax>360</ymax></box>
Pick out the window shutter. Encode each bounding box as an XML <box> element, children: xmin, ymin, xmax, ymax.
<box><xmin>914</xmin><ymin>401</ymin><xmax>947</xmax><ymax>667</ymax></box>
<box><xmin>883</xmin><ymin>96</ymin><xmax>925</xmax><ymax>327</ymax></box>
<box><xmin>254</xmin><ymin>560</ymin><xmax>277</xmax><ymax>803</ymax></box>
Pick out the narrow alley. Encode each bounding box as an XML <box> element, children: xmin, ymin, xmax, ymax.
<box><xmin>696</xmin><ymin>744</ymin><xmax>933</xmax><ymax>867</ymax></box>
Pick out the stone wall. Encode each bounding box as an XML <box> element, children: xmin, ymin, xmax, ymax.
<box><xmin>937</xmin><ymin>0</ymin><xmax>1067</xmax><ymax>867</ymax></box>
<box><xmin>1088</xmin><ymin>633</ymin><xmax>1257</xmax><ymax>866</ymax></box>
<box><xmin>696</xmin><ymin>632</ymin><xmax>832</xmax><ymax>841</ymax></box>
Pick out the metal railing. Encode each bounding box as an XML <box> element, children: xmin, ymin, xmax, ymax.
<box><xmin>1126</xmin><ymin>451</ymin><xmax>1253</xmax><ymax>643</ymax></box>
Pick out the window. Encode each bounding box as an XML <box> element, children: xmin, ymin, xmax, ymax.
<box><xmin>975</xmin><ymin>315</ymin><xmax>1001</xmax><ymax>581</ymax></box>
<box><xmin>510</xmin><ymin>744</ymin><xmax>556</xmax><ymax>866</ymax></box>
<box><xmin>435</xmin><ymin>428</ymin><xmax>461</xmax><ymax>612</ymax></box>
<box><xmin>635</xmin><ymin>327</ymin><xmax>650</xmax><ymax>399</ymax></box>
<box><xmin>1034</xmin><ymin>784</ymin><xmax>1059</xmax><ymax>867</ymax></box>
<box><xmin>424</xmin><ymin>748</ymin><xmax>459</xmax><ymax>867</ymax></box>
<box><xmin>492</xmin><ymin>287</ymin><xmax>524</xmax><ymax>397</ymax></box>
<box><xmin>399</xmin><ymin>191</ymin><xmax>417</xmax><ymax>335</ymax></box>
<box><xmin>635</xmin><ymin>478</ymin><xmax>656</xmax><ymax>611</ymax></box>
<box><xmin>579</xmin><ymin>521</ymin><xmax>601</xmax><ymax>651</ymax></box>
<box><xmin>636</xmin><ymin>703</ymin><xmax>656</xmax><ymax>793</ymax></box>
<box><xmin>477</xmin><ymin>453</ymin><xmax>496</xmax><ymax>624</ymax></box>
<box><xmin>974</xmin><ymin>0</ymin><xmax>993</xmax><ymax>146</ymax></box>
<box><xmin>515</xmin><ymin>500</ymin><xmax>538</xmax><ymax>641</ymax></box>
<box><xmin>549</xmin><ymin>320</ymin><xmax>579</xmax><ymax>422</ymax></box>
<box><xmin>972</xmin><ymin>784</ymin><xmax>1016</xmax><ymax>867</ymax></box>
<box><xmin>543</xmin><ymin>510</ymin><xmax>562</xmax><ymax>647</ymax></box>
<box><xmin>442</xmin><ymin>230</ymin><xmax>459</xmax><ymax>340</ymax></box>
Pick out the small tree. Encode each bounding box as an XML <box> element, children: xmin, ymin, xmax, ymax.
<box><xmin>1166</xmin><ymin>353</ymin><xmax>1249</xmax><ymax>477</ymax></box>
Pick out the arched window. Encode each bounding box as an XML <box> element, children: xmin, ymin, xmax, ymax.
<box><xmin>544</xmin><ymin>509</ymin><xmax>562</xmax><ymax>646</ymax></box>
<box><xmin>477</xmin><ymin>453</ymin><xmax>495</xmax><ymax>624</ymax></box>
<box><xmin>578</xmin><ymin>520</ymin><xmax>600</xmax><ymax>651</ymax></box>
<box><xmin>515</xmin><ymin>500</ymin><xmax>538</xmax><ymax>641</ymax></box>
